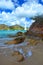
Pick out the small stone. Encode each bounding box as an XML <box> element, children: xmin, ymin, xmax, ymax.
<box><xmin>16</xmin><ymin>54</ymin><xmax>24</xmax><ymax>62</ymax></box>
<box><xmin>12</xmin><ymin>51</ymin><xmax>20</xmax><ymax>56</ymax></box>
<box><xmin>29</xmin><ymin>39</ymin><xmax>39</xmax><ymax>45</ymax></box>
<box><xmin>12</xmin><ymin>51</ymin><xmax>24</xmax><ymax>62</ymax></box>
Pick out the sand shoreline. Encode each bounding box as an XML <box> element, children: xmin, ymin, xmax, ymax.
<box><xmin>0</xmin><ymin>41</ymin><xmax>43</xmax><ymax>65</ymax></box>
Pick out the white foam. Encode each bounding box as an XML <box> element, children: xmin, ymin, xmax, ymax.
<box><xmin>26</xmin><ymin>50</ymin><xmax>32</xmax><ymax>57</ymax></box>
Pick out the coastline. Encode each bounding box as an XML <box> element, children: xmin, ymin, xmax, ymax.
<box><xmin>0</xmin><ymin>40</ymin><xmax>43</xmax><ymax>65</ymax></box>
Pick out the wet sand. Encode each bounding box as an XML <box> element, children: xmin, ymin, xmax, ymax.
<box><xmin>0</xmin><ymin>41</ymin><xmax>43</xmax><ymax>65</ymax></box>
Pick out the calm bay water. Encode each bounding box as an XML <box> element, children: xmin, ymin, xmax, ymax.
<box><xmin>0</xmin><ymin>30</ymin><xmax>26</xmax><ymax>46</ymax></box>
<box><xmin>0</xmin><ymin>30</ymin><xmax>26</xmax><ymax>38</ymax></box>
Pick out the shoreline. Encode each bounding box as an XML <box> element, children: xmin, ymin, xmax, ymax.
<box><xmin>0</xmin><ymin>40</ymin><xmax>43</xmax><ymax>65</ymax></box>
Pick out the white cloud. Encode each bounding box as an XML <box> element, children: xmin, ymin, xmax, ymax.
<box><xmin>14</xmin><ymin>2</ymin><xmax>43</xmax><ymax>18</ymax></box>
<box><xmin>0</xmin><ymin>11</ymin><xmax>35</xmax><ymax>27</ymax></box>
<box><xmin>0</xmin><ymin>0</ymin><xmax>43</xmax><ymax>27</ymax></box>
<box><xmin>0</xmin><ymin>0</ymin><xmax>14</xmax><ymax>10</ymax></box>
<box><xmin>0</xmin><ymin>11</ymin><xmax>20</xmax><ymax>26</ymax></box>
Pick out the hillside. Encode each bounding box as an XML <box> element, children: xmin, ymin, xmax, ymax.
<box><xmin>0</xmin><ymin>24</ymin><xmax>10</xmax><ymax>30</ymax></box>
<box><xmin>10</xmin><ymin>25</ymin><xmax>24</xmax><ymax>30</ymax></box>
<box><xmin>0</xmin><ymin>24</ymin><xmax>24</xmax><ymax>30</ymax></box>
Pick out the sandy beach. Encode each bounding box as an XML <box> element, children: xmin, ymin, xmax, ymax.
<box><xmin>0</xmin><ymin>41</ymin><xmax>43</xmax><ymax>65</ymax></box>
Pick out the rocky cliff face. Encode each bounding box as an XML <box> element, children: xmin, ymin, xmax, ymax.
<box><xmin>29</xmin><ymin>22</ymin><xmax>43</xmax><ymax>34</ymax></box>
<box><xmin>25</xmin><ymin>16</ymin><xmax>43</xmax><ymax>39</ymax></box>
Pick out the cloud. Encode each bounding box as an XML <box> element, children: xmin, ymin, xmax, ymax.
<box><xmin>0</xmin><ymin>0</ymin><xmax>43</xmax><ymax>27</ymax></box>
<box><xmin>0</xmin><ymin>11</ymin><xmax>35</xmax><ymax>27</ymax></box>
<box><xmin>0</xmin><ymin>0</ymin><xmax>14</xmax><ymax>10</ymax></box>
<box><xmin>0</xmin><ymin>11</ymin><xmax>20</xmax><ymax>26</ymax></box>
<box><xmin>14</xmin><ymin>1</ymin><xmax>43</xmax><ymax>18</ymax></box>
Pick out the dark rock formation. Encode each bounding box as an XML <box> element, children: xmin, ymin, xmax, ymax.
<box><xmin>14</xmin><ymin>32</ymin><xmax>25</xmax><ymax>37</ymax></box>
<box><xmin>25</xmin><ymin>16</ymin><xmax>43</xmax><ymax>39</ymax></box>
<box><xmin>5</xmin><ymin>36</ymin><xmax>25</xmax><ymax>45</ymax></box>
<box><xmin>16</xmin><ymin>32</ymin><xmax>23</xmax><ymax>36</ymax></box>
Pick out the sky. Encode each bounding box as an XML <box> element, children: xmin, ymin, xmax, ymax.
<box><xmin>0</xmin><ymin>0</ymin><xmax>43</xmax><ymax>27</ymax></box>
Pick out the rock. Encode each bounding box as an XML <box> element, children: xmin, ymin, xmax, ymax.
<box><xmin>17</xmin><ymin>54</ymin><xmax>24</xmax><ymax>62</ymax></box>
<box><xmin>15</xmin><ymin>32</ymin><xmax>24</xmax><ymax>36</ymax></box>
<box><xmin>29</xmin><ymin>39</ymin><xmax>39</xmax><ymax>45</ymax></box>
<box><xmin>12</xmin><ymin>51</ymin><xmax>24</xmax><ymax>62</ymax></box>
<box><xmin>5</xmin><ymin>36</ymin><xmax>25</xmax><ymax>45</ymax></box>
<box><xmin>8</xmin><ymin>32</ymin><xmax>24</xmax><ymax>38</ymax></box>
<box><xmin>25</xmin><ymin>16</ymin><xmax>43</xmax><ymax>39</ymax></box>
<box><xmin>12</xmin><ymin>51</ymin><xmax>20</xmax><ymax>56</ymax></box>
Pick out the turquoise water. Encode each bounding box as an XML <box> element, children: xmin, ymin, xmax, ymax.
<box><xmin>0</xmin><ymin>30</ymin><xmax>26</xmax><ymax>38</ymax></box>
<box><xmin>0</xmin><ymin>30</ymin><xmax>27</xmax><ymax>46</ymax></box>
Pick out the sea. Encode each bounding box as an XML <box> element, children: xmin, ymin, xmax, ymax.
<box><xmin>0</xmin><ymin>30</ymin><xmax>32</xmax><ymax>57</ymax></box>
<box><xmin>0</xmin><ymin>30</ymin><xmax>27</xmax><ymax>47</ymax></box>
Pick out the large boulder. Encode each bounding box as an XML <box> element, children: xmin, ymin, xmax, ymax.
<box><xmin>25</xmin><ymin>16</ymin><xmax>43</xmax><ymax>39</ymax></box>
<box><xmin>5</xmin><ymin>36</ymin><xmax>25</xmax><ymax>45</ymax></box>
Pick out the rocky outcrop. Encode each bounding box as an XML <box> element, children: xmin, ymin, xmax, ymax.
<box><xmin>25</xmin><ymin>16</ymin><xmax>43</xmax><ymax>39</ymax></box>
<box><xmin>5</xmin><ymin>36</ymin><xmax>25</xmax><ymax>45</ymax></box>
<box><xmin>15</xmin><ymin>32</ymin><xmax>24</xmax><ymax>36</ymax></box>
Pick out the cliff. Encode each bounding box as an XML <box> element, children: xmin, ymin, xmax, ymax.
<box><xmin>25</xmin><ymin>16</ymin><xmax>43</xmax><ymax>39</ymax></box>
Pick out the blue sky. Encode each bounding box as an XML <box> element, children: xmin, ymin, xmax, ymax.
<box><xmin>0</xmin><ymin>0</ymin><xmax>43</xmax><ymax>27</ymax></box>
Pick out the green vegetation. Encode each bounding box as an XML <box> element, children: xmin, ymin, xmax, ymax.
<box><xmin>0</xmin><ymin>24</ymin><xmax>10</xmax><ymax>30</ymax></box>
<box><xmin>0</xmin><ymin>24</ymin><xmax>24</xmax><ymax>30</ymax></box>
<box><xmin>10</xmin><ymin>24</ymin><xmax>24</xmax><ymax>30</ymax></box>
